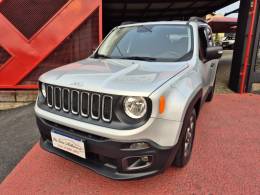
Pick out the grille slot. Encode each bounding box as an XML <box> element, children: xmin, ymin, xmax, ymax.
<box><xmin>91</xmin><ymin>94</ymin><xmax>101</xmax><ymax>120</ymax></box>
<box><xmin>45</xmin><ymin>85</ymin><xmax>113</xmax><ymax>123</ymax></box>
<box><xmin>62</xmin><ymin>88</ymin><xmax>70</xmax><ymax>112</ymax></box>
<box><xmin>54</xmin><ymin>87</ymin><xmax>61</xmax><ymax>110</ymax></box>
<box><xmin>47</xmin><ymin>85</ymin><xmax>53</xmax><ymax>107</ymax></box>
<box><xmin>81</xmin><ymin>92</ymin><xmax>90</xmax><ymax>117</ymax></box>
<box><xmin>102</xmin><ymin>95</ymin><xmax>113</xmax><ymax>122</ymax></box>
<box><xmin>71</xmin><ymin>90</ymin><xmax>80</xmax><ymax>115</ymax></box>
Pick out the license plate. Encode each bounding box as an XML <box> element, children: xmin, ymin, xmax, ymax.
<box><xmin>51</xmin><ymin>131</ymin><xmax>86</xmax><ymax>159</ymax></box>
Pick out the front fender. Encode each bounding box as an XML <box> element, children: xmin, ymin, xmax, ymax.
<box><xmin>150</xmin><ymin>70</ymin><xmax>203</xmax><ymax>122</ymax></box>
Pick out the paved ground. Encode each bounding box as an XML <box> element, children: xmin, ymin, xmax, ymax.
<box><xmin>215</xmin><ymin>50</ymin><xmax>234</xmax><ymax>94</ymax></box>
<box><xmin>0</xmin><ymin>94</ymin><xmax>259</xmax><ymax>194</ymax></box>
<box><xmin>0</xmin><ymin>104</ymin><xmax>39</xmax><ymax>182</ymax></box>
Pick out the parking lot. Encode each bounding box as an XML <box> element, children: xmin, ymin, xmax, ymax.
<box><xmin>0</xmin><ymin>94</ymin><xmax>260</xmax><ymax>194</ymax></box>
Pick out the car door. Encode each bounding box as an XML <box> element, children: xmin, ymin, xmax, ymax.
<box><xmin>198</xmin><ymin>26</ymin><xmax>218</xmax><ymax>95</ymax></box>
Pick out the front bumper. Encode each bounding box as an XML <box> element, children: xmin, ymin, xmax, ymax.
<box><xmin>37</xmin><ymin>116</ymin><xmax>179</xmax><ymax>180</ymax></box>
<box><xmin>35</xmin><ymin>104</ymin><xmax>183</xmax><ymax>147</ymax></box>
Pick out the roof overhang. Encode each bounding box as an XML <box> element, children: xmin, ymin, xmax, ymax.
<box><xmin>207</xmin><ymin>16</ymin><xmax>237</xmax><ymax>33</ymax></box>
<box><xmin>103</xmin><ymin>0</ymin><xmax>238</xmax><ymax>22</ymax></box>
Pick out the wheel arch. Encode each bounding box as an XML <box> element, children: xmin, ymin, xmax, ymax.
<box><xmin>180</xmin><ymin>88</ymin><xmax>202</xmax><ymax>123</ymax></box>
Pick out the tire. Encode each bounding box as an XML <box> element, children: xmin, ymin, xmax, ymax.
<box><xmin>173</xmin><ymin>109</ymin><xmax>197</xmax><ymax>167</ymax></box>
<box><xmin>206</xmin><ymin>77</ymin><xmax>216</xmax><ymax>102</ymax></box>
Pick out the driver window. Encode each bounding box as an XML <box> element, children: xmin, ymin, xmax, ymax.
<box><xmin>206</xmin><ymin>28</ymin><xmax>214</xmax><ymax>47</ymax></box>
<box><xmin>199</xmin><ymin>27</ymin><xmax>208</xmax><ymax>62</ymax></box>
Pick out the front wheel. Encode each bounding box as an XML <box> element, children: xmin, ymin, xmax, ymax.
<box><xmin>173</xmin><ymin>109</ymin><xmax>197</xmax><ymax>167</ymax></box>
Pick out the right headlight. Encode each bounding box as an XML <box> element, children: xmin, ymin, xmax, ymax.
<box><xmin>41</xmin><ymin>82</ymin><xmax>46</xmax><ymax>98</ymax></box>
<box><xmin>123</xmin><ymin>96</ymin><xmax>147</xmax><ymax>119</ymax></box>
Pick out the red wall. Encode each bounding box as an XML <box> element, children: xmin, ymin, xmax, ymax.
<box><xmin>0</xmin><ymin>0</ymin><xmax>101</xmax><ymax>89</ymax></box>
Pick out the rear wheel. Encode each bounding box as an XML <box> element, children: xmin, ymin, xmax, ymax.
<box><xmin>173</xmin><ymin>109</ymin><xmax>197</xmax><ymax>167</ymax></box>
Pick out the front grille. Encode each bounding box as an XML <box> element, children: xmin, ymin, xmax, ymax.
<box><xmin>46</xmin><ymin>85</ymin><xmax>113</xmax><ymax>123</ymax></box>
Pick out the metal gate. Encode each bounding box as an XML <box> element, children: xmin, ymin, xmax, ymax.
<box><xmin>248</xmin><ymin>1</ymin><xmax>260</xmax><ymax>91</ymax></box>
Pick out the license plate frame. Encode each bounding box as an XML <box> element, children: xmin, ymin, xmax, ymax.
<box><xmin>51</xmin><ymin>130</ymin><xmax>86</xmax><ymax>159</ymax></box>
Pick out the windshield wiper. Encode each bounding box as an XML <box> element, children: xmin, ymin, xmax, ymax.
<box><xmin>94</xmin><ymin>53</ymin><xmax>111</xmax><ymax>59</ymax></box>
<box><xmin>175</xmin><ymin>51</ymin><xmax>193</xmax><ymax>62</ymax></box>
<box><xmin>119</xmin><ymin>56</ymin><xmax>157</xmax><ymax>61</ymax></box>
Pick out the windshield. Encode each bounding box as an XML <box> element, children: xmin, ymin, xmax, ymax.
<box><xmin>95</xmin><ymin>24</ymin><xmax>194</xmax><ymax>62</ymax></box>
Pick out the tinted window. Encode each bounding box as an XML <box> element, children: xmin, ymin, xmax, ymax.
<box><xmin>96</xmin><ymin>24</ymin><xmax>193</xmax><ymax>62</ymax></box>
<box><xmin>199</xmin><ymin>27</ymin><xmax>208</xmax><ymax>61</ymax></box>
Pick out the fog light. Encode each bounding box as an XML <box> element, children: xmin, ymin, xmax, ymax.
<box><xmin>122</xmin><ymin>155</ymin><xmax>153</xmax><ymax>171</ymax></box>
<box><xmin>129</xmin><ymin>142</ymin><xmax>150</xmax><ymax>150</ymax></box>
<box><xmin>141</xmin><ymin>156</ymin><xmax>149</xmax><ymax>162</ymax></box>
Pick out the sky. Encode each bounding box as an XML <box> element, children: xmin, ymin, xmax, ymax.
<box><xmin>216</xmin><ymin>1</ymin><xmax>240</xmax><ymax>18</ymax></box>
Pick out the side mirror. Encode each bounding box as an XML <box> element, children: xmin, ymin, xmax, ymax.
<box><xmin>206</xmin><ymin>46</ymin><xmax>223</xmax><ymax>60</ymax></box>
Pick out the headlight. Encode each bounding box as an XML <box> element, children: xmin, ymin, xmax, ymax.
<box><xmin>124</xmin><ymin>97</ymin><xmax>147</xmax><ymax>119</ymax></box>
<box><xmin>41</xmin><ymin>83</ymin><xmax>46</xmax><ymax>98</ymax></box>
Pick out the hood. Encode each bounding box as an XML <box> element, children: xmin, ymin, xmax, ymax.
<box><xmin>40</xmin><ymin>58</ymin><xmax>189</xmax><ymax>97</ymax></box>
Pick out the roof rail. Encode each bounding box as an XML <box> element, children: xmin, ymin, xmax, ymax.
<box><xmin>189</xmin><ymin>17</ymin><xmax>207</xmax><ymax>24</ymax></box>
<box><xmin>120</xmin><ymin>21</ymin><xmax>136</xmax><ymax>25</ymax></box>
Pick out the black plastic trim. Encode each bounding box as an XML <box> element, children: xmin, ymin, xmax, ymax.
<box><xmin>36</xmin><ymin>116</ymin><xmax>178</xmax><ymax>180</ymax></box>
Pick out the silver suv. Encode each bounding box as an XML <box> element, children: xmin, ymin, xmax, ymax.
<box><xmin>35</xmin><ymin>19</ymin><xmax>223</xmax><ymax>180</ymax></box>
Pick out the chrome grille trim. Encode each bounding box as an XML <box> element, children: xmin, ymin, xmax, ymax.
<box><xmin>102</xmin><ymin>95</ymin><xmax>113</xmax><ymax>122</ymax></box>
<box><xmin>80</xmin><ymin>92</ymin><xmax>90</xmax><ymax>117</ymax></box>
<box><xmin>91</xmin><ymin>93</ymin><xmax>101</xmax><ymax>120</ymax></box>
<box><xmin>71</xmin><ymin>90</ymin><xmax>80</xmax><ymax>115</ymax></box>
<box><xmin>54</xmin><ymin>87</ymin><xmax>61</xmax><ymax>110</ymax></box>
<box><xmin>46</xmin><ymin>85</ymin><xmax>114</xmax><ymax>123</ymax></box>
<box><xmin>47</xmin><ymin>85</ymin><xmax>53</xmax><ymax>108</ymax></box>
<box><xmin>62</xmin><ymin>88</ymin><xmax>70</xmax><ymax>112</ymax></box>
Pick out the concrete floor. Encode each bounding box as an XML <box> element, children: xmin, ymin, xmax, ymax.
<box><xmin>215</xmin><ymin>50</ymin><xmax>234</xmax><ymax>94</ymax></box>
<box><xmin>1</xmin><ymin>94</ymin><xmax>259</xmax><ymax>194</ymax></box>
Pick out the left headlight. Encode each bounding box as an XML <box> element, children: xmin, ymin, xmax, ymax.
<box><xmin>41</xmin><ymin>82</ymin><xmax>46</xmax><ymax>98</ymax></box>
<box><xmin>124</xmin><ymin>97</ymin><xmax>147</xmax><ymax>119</ymax></box>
